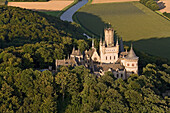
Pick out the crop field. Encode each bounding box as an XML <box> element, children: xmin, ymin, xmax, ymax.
<box><xmin>74</xmin><ymin>2</ymin><xmax>170</xmax><ymax>59</ymax></box>
<box><xmin>159</xmin><ymin>0</ymin><xmax>170</xmax><ymax>13</ymax></box>
<box><xmin>92</xmin><ymin>0</ymin><xmax>139</xmax><ymax>4</ymax></box>
<box><xmin>8</xmin><ymin>0</ymin><xmax>73</xmax><ymax>11</ymax></box>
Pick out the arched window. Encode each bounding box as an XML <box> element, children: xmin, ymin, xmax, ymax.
<box><xmin>132</xmin><ymin>64</ymin><xmax>134</xmax><ymax>66</ymax></box>
<box><xmin>106</xmin><ymin>56</ymin><xmax>107</xmax><ymax>60</ymax></box>
<box><xmin>127</xmin><ymin>64</ymin><xmax>129</xmax><ymax>66</ymax></box>
<box><xmin>110</xmin><ymin>56</ymin><xmax>111</xmax><ymax>60</ymax></box>
<box><xmin>121</xmin><ymin>74</ymin><xmax>123</xmax><ymax>78</ymax></box>
<box><xmin>117</xmin><ymin>74</ymin><xmax>119</xmax><ymax>78</ymax></box>
<box><xmin>114</xmin><ymin>56</ymin><xmax>115</xmax><ymax>59</ymax></box>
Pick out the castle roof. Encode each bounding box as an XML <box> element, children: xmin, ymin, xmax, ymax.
<box><xmin>125</xmin><ymin>44</ymin><xmax>138</xmax><ymax>59</ymax></box>
<box><xmin>95</xmin><ymin>64</ymin><xmax>125</xmax><ymax>72</ymax></box>
<box><xmin>86</xmin><ymin>48</ymin><xmax>96</xmax><ymax>57</ymax></box>
<box><xmin>71</xmin><ymin>47</ymin><xmax>82</xmax><ymax>56</ymax></box>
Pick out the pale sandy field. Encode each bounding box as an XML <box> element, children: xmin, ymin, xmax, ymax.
<box><xmin>159</xmin><ymin>0</ymin><xmax>170</xmax><ymax>13</ymax></box>
<box><xmin>92</xmin><ymin>0</ymin><xmax>139</xmax><ymax>4</ymax></box>
<box><xmin>8</xmin><ymin>0</ymin><xmax>74</xmax><ymax>11</ymax></box>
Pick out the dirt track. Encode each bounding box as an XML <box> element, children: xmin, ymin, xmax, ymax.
<box><xmin>92</xmin><ymin>0</ymin><xmax>139</xmax><ymax>4</ymax></box>
<box><xmin>159</xmin><ymin>0</ymin><xmax>170</xmax><ymax>13</ymax></box>
<box><xmin>8</xmin><ymin>0</ymin><xmax>73</xmax><ymax>11</ymax></box>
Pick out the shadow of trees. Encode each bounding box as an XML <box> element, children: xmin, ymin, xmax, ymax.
<box><xmin>124</xmin><ymin>37</ymin><xmax>170</xmax><ymax>60</ymax></box>
<box><xmin>157</xmin><ymin>1</ymin><xmax>166</xmax><ymax>10</ymax></box>
<box><xmin>74</xmin><ymin>11</ymin><xmax>110</xmax><ymax>37</ymax></box>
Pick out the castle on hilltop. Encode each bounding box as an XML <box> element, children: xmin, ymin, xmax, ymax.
<box><xmin>56</xmin><ymin>28</ymin><xmax>139</xmax><ymax>80</ymax></box>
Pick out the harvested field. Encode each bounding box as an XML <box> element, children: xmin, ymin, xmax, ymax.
<box><xmin>92</xmin><ymin>0</ymin><xmax>139</xmax><ymax>4</ymax></box>
<box><xmin>8</xmin><ymin>0</ymin><xmax>74</xmax><ymax>11</ymax></box>
<box><xmin>159</xmin><ymin>0</ymin><xmax>170</xmax><ymax>13</ymax></box>
<box><xmin>74</xmin><ymin>2</ymin><xmax>170</xmax><ymax>59</ymax></box>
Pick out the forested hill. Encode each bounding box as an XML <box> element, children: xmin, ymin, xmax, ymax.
<box><xmin>0</xmin><ymin>5</ymin><xmax>169</xmax><ymax>113</ymax></box>
<box><xmin>0</xmin><ymin>6</ymin><xmax>86</xmax><ymax>48</ymax></box>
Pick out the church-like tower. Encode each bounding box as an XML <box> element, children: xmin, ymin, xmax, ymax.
<box><xmin>100</xmin><ymin>28</ymin><xmax>119</xmax><ymax>63</ymax></box>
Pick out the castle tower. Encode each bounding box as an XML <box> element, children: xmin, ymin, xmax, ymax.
<box><xmin>104</xmin><ymin>28</ymin><xmax>114</xmax><ymax>47</ymax></box>
<box><xmin>123</xmin><ymin>44</ymin><xmax>139</xmax><ymax>74</ymax></box>
<box><xmin>100</xmin><ymin>28</ymin><xmax>119</xmax><ymax>64</ymax></box>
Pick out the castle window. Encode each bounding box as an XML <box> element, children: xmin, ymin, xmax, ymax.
<box><xmin>106</xmin><ymin>56</ymin><xmax>107</xmax><ymax>60</ymax></box>
<box><xmin>132</xmin><ymin>64</ymin><xmax>134</xmax><ymax>66</ymax></box>
<box><xmin>127</xmin><ymin>64</ymin><xmax>129</xmax><ymax>66</ymax></box>
<box><xmin>117</xmin><ymin>74</ymin><xmax>119</xmax><ymax>78</ymax></box>
<box><xmin>110</xmin><ymin>56</ymin><xmax>111</xmax><ymax>60</ymax></box>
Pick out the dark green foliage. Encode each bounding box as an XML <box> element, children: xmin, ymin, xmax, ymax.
<box><xmin>140</xmin><ymin>0</ymin><xmax>159</xmax><ymax>11</ymax></box>
<box><xmin>163</xmin><ymin>12</ymin><xmax>170</xmax><ymax>19</ymax></box>
<box><xmin>0</xmin><ymin>6</ymin><xmax>86</xmax><ymax>48</ymax></box>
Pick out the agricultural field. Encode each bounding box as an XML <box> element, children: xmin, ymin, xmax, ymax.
<box><xmin>74</xmin><ymin>2</ymin><xmax>170</xmax><ymax>59</ymax></box>
<box><xmin>8</xmin><ymin>0</ymin><xmax>74</xmax><ymax>11</ymax></box>
<box><xmin>159</xmin><ymin>0</ymin><xmax>170</xmax><ymax>13</ymax></box>
<box><xmin>92</xmin><ymin>0</ymin><xmax>139</xmax><ymax>4</ymax></box>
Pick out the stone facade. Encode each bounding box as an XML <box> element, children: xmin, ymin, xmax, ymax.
<box><xmin>56</xmin><ymin>28</ymin><xmax>139</xmax><ymax>80</ymax></box>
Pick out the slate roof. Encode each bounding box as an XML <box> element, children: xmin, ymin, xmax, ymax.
<box><xmin>125</xmin><ymin>45</ymin><xmax>138</xmax><ymax>59</ymax></box>
<box><xmin>95</xmin><ymin>63</ymin><xmax>125</xmax><ymax>72</ymax></box>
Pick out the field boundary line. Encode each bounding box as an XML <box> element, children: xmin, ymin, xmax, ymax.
<box><xmin>57</xmin><ymin>0</ymin><xmax>79</xmax><ymax>17</ymax></box>
<box><xmin>73</xmin><ymin>12</ymin><xmax>99</xmax><ymax>38</ymax></box>
<box><xmin>155</xmin><ymin>11</ymin><xmax>170</xmax><ymax>21</ymax></box>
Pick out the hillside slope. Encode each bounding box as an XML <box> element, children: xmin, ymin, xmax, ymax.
<box><xmin>0</xmin><ymin>6</ymin><xmax>85</xmax><ymax>48</ymax></box>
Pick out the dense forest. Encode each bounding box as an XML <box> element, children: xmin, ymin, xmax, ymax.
<box><xmin>0</xmin><ymin>5</ymin><xmax>170</xmax><ymax>113</ymax></box>
<box><xmin>0</xmin><ymin>6</ymin><xmax>86</xmax><ymax>48</ymax></box>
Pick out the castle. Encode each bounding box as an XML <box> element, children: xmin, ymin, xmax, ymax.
<box><xmin>56</xmin><ymin>28</ymin><xmax>139</xmax><ymax>80</ymax></box>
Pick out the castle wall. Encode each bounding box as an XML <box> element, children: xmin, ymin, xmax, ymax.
<box><xmin>113</xmin><ymin>70</ymin><xmax>126</xmax><ymax>80</ymax></box>
<box><xmin>100</xmin><ymin>46</ymin><xmax>119</xmax><ymax>63</ymax></box>
<box><xmin>122</xmin><ymin>59</ymin><xmax>138</xmax><ymax>74</ymax></box>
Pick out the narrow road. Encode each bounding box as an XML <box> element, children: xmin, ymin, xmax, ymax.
<box><xmin>60</xmin><ymin>0</ymin><xmax>88</xmax><ymax>22</ymax></box>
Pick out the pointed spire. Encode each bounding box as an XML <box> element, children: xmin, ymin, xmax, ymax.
<box><xmin>92</xmin><ymin>38</ymin><xmax>94</xmax><ymax>48</ymax></box>
<box><xmin>116</xmin><ymin>37</ymin><xmax>119</xmax><ymax>45</ymax></box>
<box><xmin>103</xmin><ymin>41</ymin><xmax>105</xmax><ymax>47</ymax></box>
<box><xmin>78</xmin><ymin>48</ymin><xmax>81</xmax><ymax>55</ymax></box>
<box><xmin>67</xmin><ymin>54</ymin><xmax>69</xmax><ymax>59</ymax></box>
<box><xmin>126</xmin><ymin>43</ymin><xmax>138</xmax><ymax>59</ymax></box>
<box><xmin>72</xmin><ymin>46</ymin><xmax>75</xmax><ymax>54</ymax></box>
<box><xmin>120</xmin><ymin>37</ymin><xmax>124</xmax><ymax>52</ymax></box>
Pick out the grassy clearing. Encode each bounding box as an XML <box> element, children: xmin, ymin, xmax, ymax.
<box><xmin>74</xmin><ymin>2</ymin><xmax>170</xmax><ymax>59</ymax></box>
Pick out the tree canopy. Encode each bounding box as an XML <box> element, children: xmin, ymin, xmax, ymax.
<box><xmin>0</xmin><ymin>5</ymin><xmax>169</xmax><ymax>113</ymax></box>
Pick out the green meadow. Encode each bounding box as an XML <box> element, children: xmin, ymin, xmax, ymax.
<box><xmin>74</xmin><ymin>2</ymin><xmax>170</xmax><ymax>59</ymax></box>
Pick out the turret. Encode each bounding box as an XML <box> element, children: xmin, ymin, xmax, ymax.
<box><xmin>126</xmin><ymin>44</ymin><xmax>138</xmax><ymax>60</ymax></box>
<box><xmin>123</xmin><ymin>44</ymin><xmax>139</xmax><ymax>75</ymax></box>
<box><xmin>104</xmin><ymin>28</ymin><xmax>114</xmax><ymax>47</ymax></box>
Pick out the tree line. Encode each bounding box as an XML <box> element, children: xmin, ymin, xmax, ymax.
<box><xmin>140</xmin><ymin>0</ymin><xmax>159</xmax><ymax>11</ymax></box>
